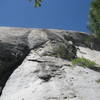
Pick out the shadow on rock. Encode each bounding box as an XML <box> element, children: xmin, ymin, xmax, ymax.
<box><xmin>0</xmin><ymin>42</ymin><xmax>30</xmax><ymax>95</ymax></box>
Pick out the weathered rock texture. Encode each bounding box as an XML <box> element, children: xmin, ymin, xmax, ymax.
<box><xmin>0</xmin><ymin>27</ymin><xmax>100</xmax><ymax>100</ymax></box>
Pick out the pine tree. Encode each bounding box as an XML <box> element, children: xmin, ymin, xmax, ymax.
<box><xmin>88</xmin><ymin>0</ymin><xmax>100</xmax><ymax>38</ymax></box>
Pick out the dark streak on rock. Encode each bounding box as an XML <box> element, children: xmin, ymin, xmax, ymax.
<box><xmin>0</xmin><ymin>42</ymin><xmax>30</xmax><ymax>95</ymax></box>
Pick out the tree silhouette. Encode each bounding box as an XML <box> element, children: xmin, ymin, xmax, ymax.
<box><xmin>88</xmin><ymin>0</ymin><xmax>100</xmax><ymax>38</ymax></box>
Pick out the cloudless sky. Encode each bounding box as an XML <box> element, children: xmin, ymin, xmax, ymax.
<box><xmin>0</xmin><ymin>0</ymin><xmax>92</xmax><ymax>32</ymax></box>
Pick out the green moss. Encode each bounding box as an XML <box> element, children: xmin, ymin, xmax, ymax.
<box><xmin>72</xmin><ymin>57</ymin><xmax>97</xmax><ymax>68</ymax></box>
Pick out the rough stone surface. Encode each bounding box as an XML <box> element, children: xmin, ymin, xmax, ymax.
<box><xmin>0</xmin><ymin>27</ymin><xmax>100</xmax><ymax>100</ymax></box>
<box><xmin>0</xmin><ymin>49</ymin><xmax>100</xmax><ymax>100</ymax></box>
<box><xmin>0</xmin><ymin>27</ymin><xmax>32</xmax><ymax>95</ymax></box>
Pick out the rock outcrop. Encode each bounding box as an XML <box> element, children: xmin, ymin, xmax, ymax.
<box><xmin>0</xmin><ymin>27</ymin><xmax>100</xmax><ymax>100</ymax></box>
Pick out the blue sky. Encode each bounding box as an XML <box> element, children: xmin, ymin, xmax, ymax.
<box><xmin>0</xmin><ymin>0</ymin><xmax>92</xmax><ymax>32</ymax></box>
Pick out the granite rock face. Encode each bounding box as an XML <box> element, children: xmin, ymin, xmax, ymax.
<box><xmin>0</xmin><ymin>27</ymin><xmax>100</xmax><ymax>100</ymax></box>
<box><xmin>0</xmin><ymin>27</ymin><xmax>31</xmax><ymax>94</ymax></box>
<box><xmin>0</xmin><ymin>27</ymin><xmax>77</xmax><ymax>95</ymax></box>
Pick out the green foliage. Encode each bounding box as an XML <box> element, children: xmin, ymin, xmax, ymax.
<box><xmin>34</xmin><ymin>0</ymin><xmax>42</xmax><ymax>7</ymax></box>
<box><xmin>88</xmin><ymin>0</ymin><xmax>100</xmax><ymax>38</ymax></box>
<box><xmin>72</xmin><ymin>57</ymin><xmax>97</xmax><ymax>68</ymax></box>
<box><xmin>53</xmin><ymin>44</ymin><xmax>69</xmax><ymax>59</ymax></box>
<box><xmin>51</xmin><ymin>43</ymin><xmax>76</xmax><ymax>60</ymax></box>
<box><xmin>29</xmin><ymin>0</ymin><xmax>43</xmax><ymax>7</ymax></box>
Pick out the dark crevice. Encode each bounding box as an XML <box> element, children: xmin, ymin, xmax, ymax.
<box><xmin>28</xmin><ymin>59</ymin><xmax>49</xmax><ymax>63</ymax></box>
<box><xmin>0</xmin><ymin>42</ymin><xmax>30</xmax><ymax>96</ymax></box>
<box><xmin>89</xmin><ymin>66</ymin><xmax>100</xmax><ymax>72</ymax></box>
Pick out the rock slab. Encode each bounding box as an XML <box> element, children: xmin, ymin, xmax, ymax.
<box><xmin>0</xmin><ymin>27</ymin><xmax>100</xmax><ymax>100</ymax></box>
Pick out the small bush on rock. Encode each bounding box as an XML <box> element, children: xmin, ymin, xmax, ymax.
<box><xmin>52</xmin><ymin>43</ymin><xmax>76</xmax><ymax>61</ymax></box>
<box><xmin>72</xmin><ymin>57</ymin><xmax>97</xmax><ymax>68</ymax></box>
